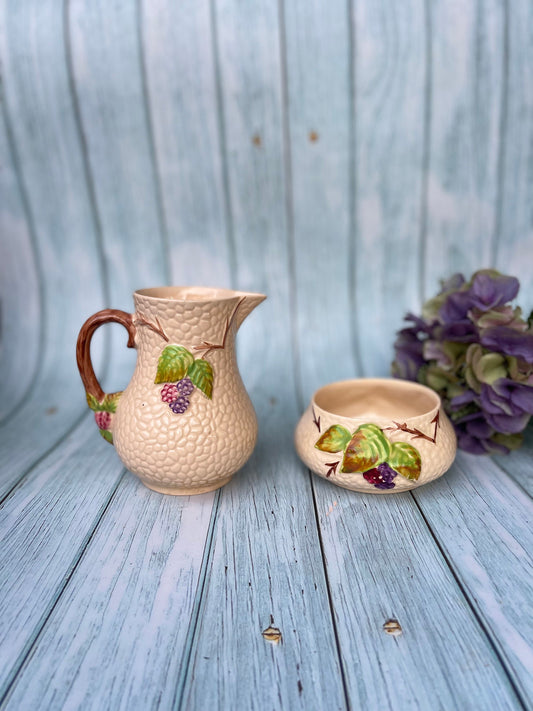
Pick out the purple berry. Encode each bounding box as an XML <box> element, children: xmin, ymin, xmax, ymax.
<box><xmin>161</xmin><ymin>383</ymin><xmax>179</xmax><ymax>403</ymax></box>
<box><xmin>169</xmin><ymin>396</ymin><xmax>190</xmax><ymax>414</ymax></box>
<box><xmin>176</xmin><ymin>377</ymin><xmax>194</xmax><ymax>396</ymax></box>
<box><xmin>95</xmin><ymin>411</ymin><xmax>111</xmax><ymax>430</ymax></box>
<box><xmin>363</xmin><ymin>462</ymin><xmax>397</xmax><ymax>490</ymax></box>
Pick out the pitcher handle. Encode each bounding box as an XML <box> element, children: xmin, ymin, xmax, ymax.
<box><xmin>76</xmin><ymin>309</ymin><xmax>136</xmax><ymax>444</ymax></box>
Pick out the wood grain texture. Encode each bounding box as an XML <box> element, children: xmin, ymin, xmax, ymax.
<box><xmin>0</xmin><ymin>0</ymin><xmax>108</xmax><ymax>497</ymax></box>
<box><xmin>282</xmin><ymin>0</ymin><xmax>355</xmax><ymax>402</ymax></box>
<box><xmin>141</xmin><ymin>0</ymin><xmax>233</xmax><ymax>286</ymax></box>
<box><xmin>493</xmin><ymin>424</ymin><xmax>533</xmax><ymax>497</ymax></box>
<box><xmin>495</xmin><ymin>0</ymin><xmax>533</xmax><ymax>304</ymax></box>
<box><xmin>353</xmin><ymin>0</ymin><xmax>427</xmax><ymax>376</ymax></box>
<box><xmin>68</xmin><ymin>0</ymin><xmax>170</xmax><ymax>391</ymax></box>
<box><xmin>313</xmin><ymin>476</ymin><xmax>521</xmax><ymax>709</ymax></box>
<box><xmin>179</xmin><ymin>1</ymin><xmax>346</xmax><ymax>708</ymax></box>
<box><xmin>0</xmin><ymin>106</ymin><xmax>41</xmax><ymax>420</ymax></box>
<box><xmin>0</xmin><ymin>418</ymin><xmax>123</xmax><ymax>698</ymax></box>
<box><xmin>413</xmin><ymin>453</ymin><xmax>533</xmax><ymax>705</ymax></box>
<box><xmin>423</xmin><ymin>0</ymin><xmax>504</xmax><ymax>296</ymax></box>
<box><xmin>2</xmin><ymin>474</ymin><xmax>215</xmax><ymax>711</ymax></box>
<box><xmin>280</xmin><ymin>2</ymin><xmax>520</xmax><ymax>705</ymax></box>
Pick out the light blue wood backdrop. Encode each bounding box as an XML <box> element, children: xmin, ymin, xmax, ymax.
<box><xmin>2</xmin><ymin>0</ymin><xmax>532</xmax><ymax>411</ymax></box>
<box><xmin>1</xmin><ymin>1</ymin><xmax>533</xmax><ymax>710</ymax></box>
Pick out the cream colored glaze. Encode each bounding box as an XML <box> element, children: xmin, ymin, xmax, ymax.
<box><xmin>112</xmin><ymin>287</ymin><xmax>266</xmax><ymax>494</ymax></box>
<box><xmin>295</xmin><ymin>378</ymin><xmax>457</xmax><ymax>493</ymax></box>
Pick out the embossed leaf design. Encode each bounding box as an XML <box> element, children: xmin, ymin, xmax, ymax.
<box><xmin>315</xmin><ymin>425</ymin><xmax>352</xmax><ymax>453</ymax></box>
<box><xmin>86</xmin><ymin>391</ymin><xmax>122</xmax><ymax>413</ymax></box>
<box><xmin>86</xmin><ymin>392</ymin><xmax>100</xmax><ymax>411</ymax></box>
<box><xmin>388</xmin><ymin>442</ymin><xmax>422</xmax><ymax>481</ymax></box>
<box><xmin>102</xmin><ymin>392</ymin><xmax>122</xmax><ymax>413</ymax></box>
<box><xmin>187</xmin><ymin>358</ymin><xmax>214</xmax><ymax>399</ymax></box>
<box><xmin>341</xmin><ymin>423</ymin><xmax>391</xmax><ymax>473</ymax></box>
<box><xmin>154</xmin><ymin>345</ymin><xmax>194</xmax><ymax>384</ymax></box>
<box><xmin>99</xmin><ymin>428</ymin><xmax>113</xmax><ymax>444</ymax></box>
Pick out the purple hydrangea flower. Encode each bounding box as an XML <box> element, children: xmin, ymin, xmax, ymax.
<box><xmin>391</xmin><ymin>328</ymin><xmax>425</xmax><ymax>380</ymax></box>
<box><xmin>469</xmin><ymin>272</ymin><xmax>519</xmax><ymax>310</ymax></box>
<box><xmin>392</xmin><ymin>269</ymin><xmax>533</xmax><ymax>455</ymax></box>
<box><xmin>439</xmin><ymin>320</ymin><xmax>478</xmax><ymax>343</ymax></box>
<box><xmin>438</xmin><ymin>273</ymin><xmax>466</xmax><ymax>294</ymax></box>
<box><xmin>439</xmin><ymin>271</ymin><xmax>519</xmax><ymax>324</ymax></box>
<box><xmin>480</xmin><ymin>327</ymin><xmax>533</xmax><ymax>360</ymax></box>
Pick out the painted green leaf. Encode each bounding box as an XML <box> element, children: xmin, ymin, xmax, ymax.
<box><xmin>86</xmin><ymin>392</ymin><xmax>100</xmax><ymax>411</ymax></box>
<box><xmin>388</xmin><ymin>441</ymin><xmax>421</xmax><ymax>481</ymax></box>
<box><xmin>101</xmin><ymin>391</ymin><xmax>122</xmax><ymax>413</ymax></box>
<box><xmin>341</xmin><ymin>423</ymin><xmax>391</xmax><ymax>473</ymax></box>
<box><xmin>86</xmin><ymin>391</ymin><xmax>122</xmax><ymax>413</ymax></box>
<box><xmin>315</xmin><ymin>425</ymin><xmax>352</xmax><ymax>453</ymax></box>
<box><xmin>187</xmin><ymin>358</ymin><xmax>214</xmax><ymax>399</ymax></box>
<box><xmin>99</xmin><ymin>428</ymin><xmax>113</xmax><ymax>444</ymax></box>
<box><xmin>154</xmin><ymin>345</ymin><xmax>194</xmax><ymax>384</ymax></box>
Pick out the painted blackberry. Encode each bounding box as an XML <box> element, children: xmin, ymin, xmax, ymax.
<box><xmin>170</xmin><ymin>396</ymin><xmax>190</xmax><ymax>414</ymax></box>
<box><xmin>176</xmin><ymin>377</ymin><xmax>194</xmax><ymax>396</ymax></box>
<box><xmin>95</xmin><ymin>411</ymin><xmax>111</xmax><ymax>430</ymax></box>
<box><xmin>161</xmin><ymin>383</ymin><xmax>180</xmax><ymax>403</ymax></box>
<box><xmin>363</xmin><ymin>462</ymin><xmax>397</xmax><ymax>490</ymax></box>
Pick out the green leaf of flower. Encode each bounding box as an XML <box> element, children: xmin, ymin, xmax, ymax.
<box><xmin>155</xmin><ymin>345</ymin><xmax>194</xmax><ymax>384</ymax></box>
<box><xmin>491</xmin><ymin>432</ymin><xmax>523</xmax><ymax>451</ymax></box>
<box><xmin>187</xmin><ymin>358</ymin><xmax>214</xmax><ymax>399</ymax></box>
<box><xmin>341</xmin><ymin>424</ymin><xmax>391</xmax><ymax>473</ymax></box>
<box><xmin>478</xmin><ymin>353</ymin><xmax>507</xmax><ymax>385</ymax></box>
<box><xmin>315</xmin><ymin>425</ymin><xmax>352</xmax><ymax>453</ymax></box>
<box><xmin>388</xmin><ymin>441</ymin><xmax>421</xmax><ymax>481</ymax></box>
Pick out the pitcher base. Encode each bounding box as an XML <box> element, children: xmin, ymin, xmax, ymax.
<box><xmin>139</xmin><ymin>475</ymin><xmax>233</xmax><ymax>496</ymax></box>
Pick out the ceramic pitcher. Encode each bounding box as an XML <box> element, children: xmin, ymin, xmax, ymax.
<box><xmin>76</xmin><ymin>287</ymin><xmax>266</xmax><ymax>495</ymax></box>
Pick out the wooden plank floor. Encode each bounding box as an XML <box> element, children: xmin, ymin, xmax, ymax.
<box><xmin>1</xmin><ymin>392</ymin><xmax>532</xmax><ymax>710</ymax></box>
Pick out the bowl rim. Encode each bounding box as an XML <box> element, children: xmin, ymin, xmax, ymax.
<box><xmin>311</xmin><ymin>377</ymin><xmax>441</xmax><ymax>422</ymax></box>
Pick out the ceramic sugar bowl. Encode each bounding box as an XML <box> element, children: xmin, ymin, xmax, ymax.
<box><xmin>295</xmin><ymin>378</ymin><xmax>457</xmax><ymax>493</ymax></box>
<box><xmin>76</xmin><ymin>287</ymin><xmax>266</xmax><ymax>495</ymax></box>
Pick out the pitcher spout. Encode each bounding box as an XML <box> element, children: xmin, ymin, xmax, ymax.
<box><xmin>233</xmin><ymin>291</ymin><xmax>267</xmax><ymax>329</ymax></box>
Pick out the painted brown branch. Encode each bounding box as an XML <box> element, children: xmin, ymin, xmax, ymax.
<box><xmin>193</xmin><ymin>297</ymin><xmax>245</xmax><ymax>359</ymax></box>
<box><xmin>383</xmin><ymin>411</ymin><xmax>440</xmax><ymax>444</ymax></box>
<box><xmin>312</xmin><ymin>407</ymin><xmax>321</xmax><ymax>432</ymax></box>
<box><xmin>134</xmin><ymin>312</ymin><xmax>169</xmax><ymax>342</ymax></box>
<box><xmin>325</xmin><ymin>461</ymin><xmax>339</xmax><ymax>478</ymax></box>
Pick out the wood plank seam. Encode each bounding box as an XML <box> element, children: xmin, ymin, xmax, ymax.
<box><xmin>347</xmin><ymin>0</ymin><xmax>364</xmax><ymax>377</ymax></box>
<box><xmin>136</xmin><ymin>0</ymin><xmax>172</xmax><ymax>286</ymax></box>
<box><xmin>308</xmin><ymin>472</ymin><xmax>351</xmax><ymax>711</ymax></box>
<box><xmin>0</xmin><ymin>470</ymin><xmax>127</xmax><ymax>706</ymax></box>
<box><xmin>0</xmin><ymin>69</ymin><xmax>45</xmax><ymax>424</ymax></box>
<box><xmin>279</xmin><ymin>0</ymin><xmax>352</xmax><ymax>702</ymax></box>
<box><xmin>64</xmin><ymin>0</ymin><xmax>110</xmax><ymax>309</ymax></box>
<box><xmin>492</xmin><ymin>458</ymin><xmax>533</xmax><ymax>502</ymax></box>
<box><xmin>410</xmin><ymin>490</ymin><xmax>528</xmax><ymax>709</ymax></box>
<box><xmin>493</xmin><ymin>0</ymin><xmax>510</xmax><ymax>265</ymax></box>
<box><xmin>280</xmin><ymin>0</ymin><xmax>356</xmax><ymax>691</ymax></box>
<box><xmin>417</xmin><ymin>0</ymin><xmax>432</xmax><ymax>304</ymax></box>
<box><xmin>0</xmin><ymin>408</ymin><xmax>91</xmax><ymax>507</ymax></box>
<box><xmin>172</xmin><ymin>488</ymin><xmax>223</xmax><ymax>710</ymax></box>
<box><xmin>208</xmin><ymin>0</ymin><xmax>238</xmax><ymax>287</ymax></box>
<box><xmin>277</xmin><ymin>0</ymin><xmax>303</xmax><ymax>409</ymax></box>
